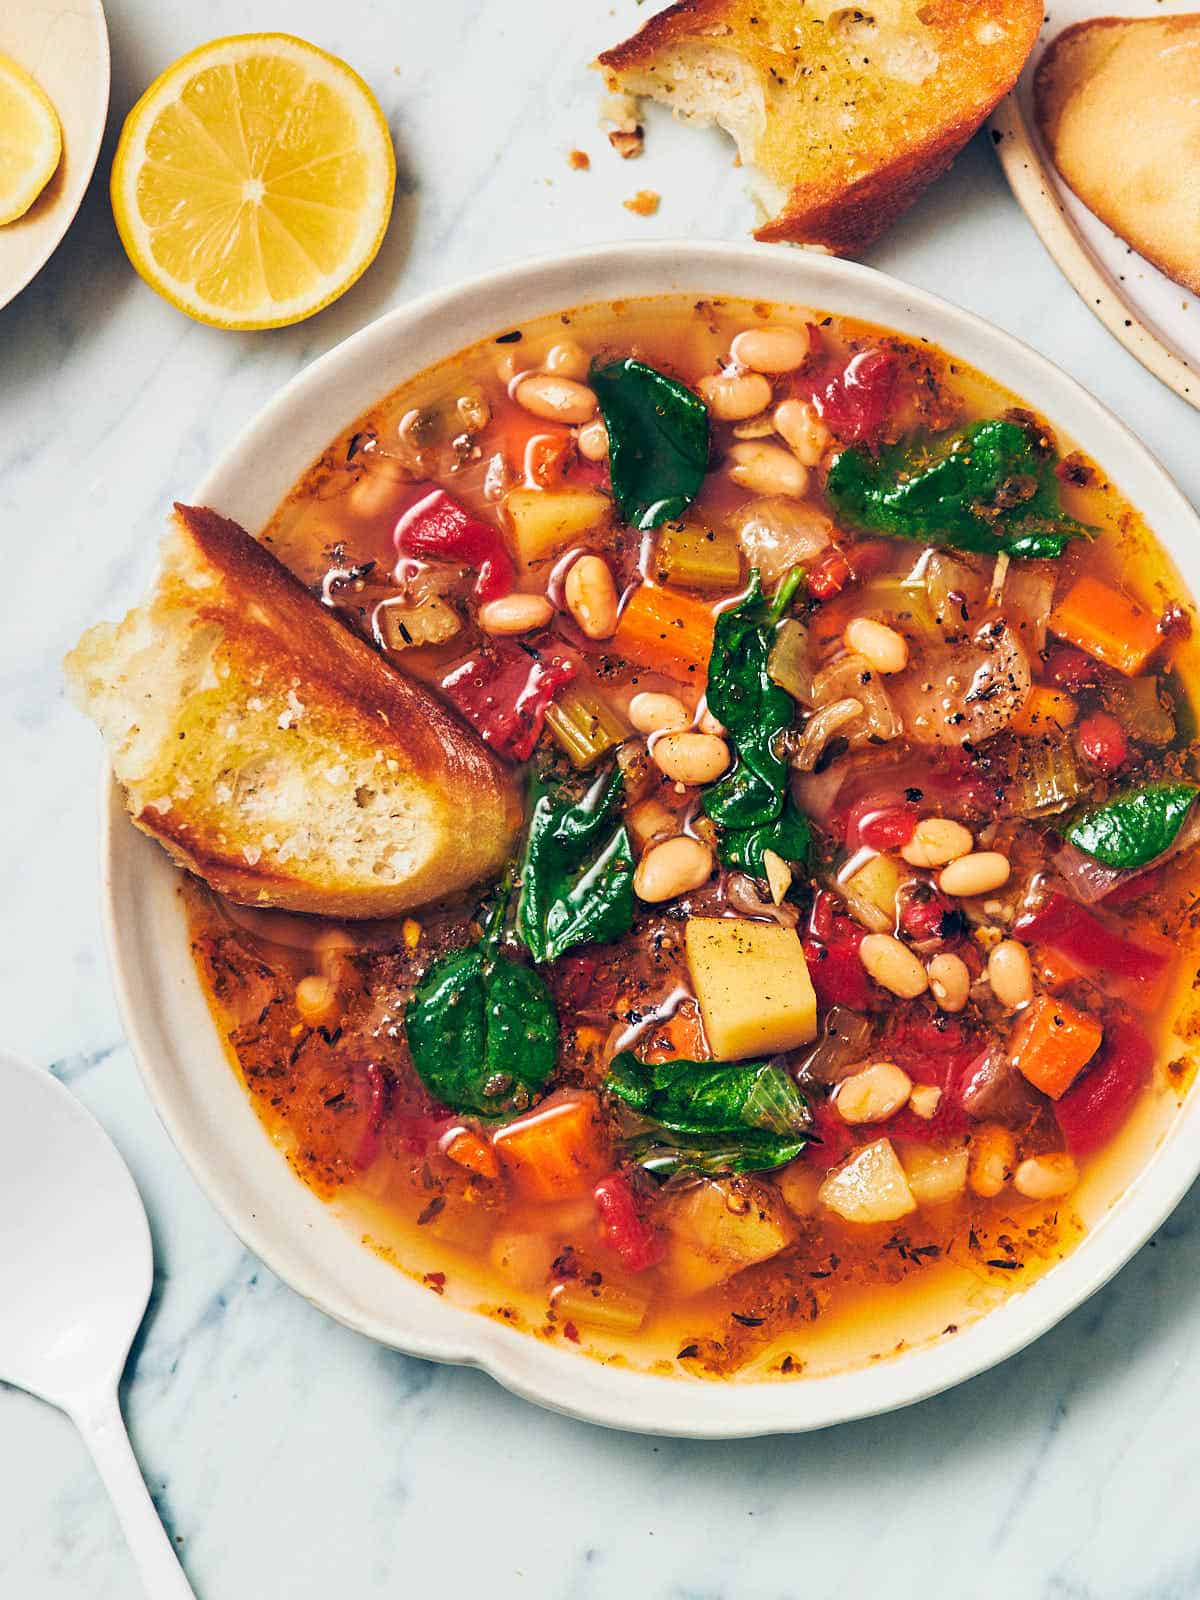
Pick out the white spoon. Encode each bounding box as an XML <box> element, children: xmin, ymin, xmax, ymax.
<box><xmin>0</xmin><ymin>1049</ymin><xmax>194</xmax><ymax>1597</ymax></box>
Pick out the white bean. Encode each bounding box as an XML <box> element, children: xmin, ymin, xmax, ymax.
<box><xmin>634</xmin><ymin>835</ymin><xmax>713</xmax><ymax>903</ymax></box>
<box><xmin>1013</xmin><ymin>1153</ymin><xmax>1078</xmax><ymax>1199</ymax></box>
<box><xmin>726</xmin><ymin>441</ymin><xmax>808</xmax><ymax>498</ymax></box>
<box><xmin>564</xmin><ymin>555</ymin><xmax>619</xmax><ymax>640</ymax></box>
<box><xmin>773</xmin><ymin>398</ymin><xmax>831</xmax><ymax>466</ymax></box>
<box><xmin>651</xmin><ymin>732</ymin><xmax>731</xmax><ymax>785</ymax></box>
<box><xmin>968</xmin><ymin>1124</ymin><xmax>1016</xmax><ymax>1198</ymax></box>
<box><xmin>988</xmin><ymin>940</ymin><xmax>1034</xmax><ymax>1011</ymax></box>
<box><xmin>843</xmin><ymin>617</ymin><xmax>909</xmax><ymax>675</ymax></box>
<box><xmin>577</xmin><ymin>418</ymin><xmax>609</xmax><ymax>460</ymax></box>
<box><xmin>477</xmin><ymin>593</ymin><xmax>554</xmax><ymax>635</ymax></box>
<box><xmin>628</xmin><ymin>691</ymin><xmax>689</xmax><ymax>735</ymax></box>
<box><xmin>295</xmin><ymin>975</ymin><xmax>338</xmax><ymax>1028</ymax></box>
<box><xmin>730</xmin><ymin>325</ymin><xmax>812</xmax><ymax>374</ymax></box>
<box><xmin>627</xmin><ymin>797</ymin><xmax>677</xmax><ymax>850</ymax></box>
<box><xmin>544</xmin><ymin>340</ymin><xmax>589</xmax><ymax>380</ymax></box>
<box><xmin>908</xmin><ymin>1084</ymin><xmax>942</xmax><ymax>1121</ymax></box>
<box><xmin>513</xmin><ymin>373</ymin><xmax>597</xmax><ymax>424</ymax></box>
<box><xmin>835</xmin><ymin>1062</ymin><xmax>913</xmax><ymax>1124</ymax></box>
<box><xmin>699</xmin><ymin>370</ymin><xmax>774</xmax><ymax>422</ymax></box>
<box><xmin>927</xmin><ymin>953</ymin><xmax>971</xmax><ymax>1014</ymax></box>
<box><xmin>901</xmin><ymin>818</ymin><xmax>974</xmax><ymax>870</ymax></box>
<box><xmin>858</xmin><ymin>933</ymin><xmax>929</xmax><ymax>999</ymax></box>
<box><xmin>697</xmin><ymin>705</ymin><xmax>726</xmax><ymax>737</ymax></box>
<box><xmin>939</xmin><ymin>851</ymin><xmax>1011</xmax><ymax>898</ymax></box>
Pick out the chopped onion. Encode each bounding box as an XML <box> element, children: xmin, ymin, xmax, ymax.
<box><xmin>792</xmin><ymin>697</ymin><xmax>864</xmax><ymax>772</ymax></box>
<box><xmin>792</xmin><ymin>761</ymin><xmax>849</xmax><ymax>827</ymax></box>
<box><xmin>810</xmin><ymin>652</ymin><xmax>903</xmax><ymax>746</ymax></box>
<box><xmin>892</xmin><ymin>621</ymin><xmax>1030</xmax><ymax>746</ymax></box>
<box><xmin>733</xmin><ymin>496</ymin><xmax>832</xmax><ymax>584</ymax></box>
<box><xmin>1003</xmin><ymin>564</ymin><xmax>1056</xmax><ymax>654</ymax></box>
<box><xmin>799</xmin><ymin>1007</ymin><xmax>873</xmax><ymax>1084</ymax></box>
<box><xmin>723</xmin><ymin>872</ymin><xmax>800</xmax><ymax>927</ymax></box>
<box><xmin>1054</xmin><ymin>807</ymin><xmax>1200</xmax><ymax>904</ymax></box>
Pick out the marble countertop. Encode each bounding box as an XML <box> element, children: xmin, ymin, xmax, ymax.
<box><xmin>5</xmin><ymin>1</ymin><xmax>1200</xmax><ymax>1595</ymax></box>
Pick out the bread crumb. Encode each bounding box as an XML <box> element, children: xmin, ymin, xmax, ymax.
<box><xmin>599</xmin><ymin>91</ymin><xmax>639</xmax><ymax>132</ymax></box>
<box><xmin>608</xmin><ymin>128</ymin><xmax>644</xmax><ymax>160</ymax></box>
<box><xmin>624</xmin><ymin>189</ymin><xmax>660</xmax><ymax>217</ymax></box>
<box><xmin>243</xmin><ymin>845</ymin><xmax>261</xmax><ymax>866</ymax></box>
<box><xmin>567</xmin><ymin>148</ymin><xmax>590</xmax><ymax>171</ymax></box>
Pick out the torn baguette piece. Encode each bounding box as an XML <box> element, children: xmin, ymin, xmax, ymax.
<box><xmin>1035</xmin><ymin>16</ymin><xmax>1200</xmax><ymax>296</ymax></box>
<box><xmin>596</xmin><ymin>0</ymin><xmax>1042</xmax><ymax>254</ymax></box>
<box><xmin>65</xmin><ymin>504</ymin><xmax>523</xmax><ymax>918</ymax></box>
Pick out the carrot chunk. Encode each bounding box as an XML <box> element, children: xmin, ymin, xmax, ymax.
<box><xmin>1049</xmin><ymin>577</ymin><xmax>1160</xmax><ymax>677</ymax></box>
<box><xmin>1011</xmin><ymin>685</ymin><xmax>1077</xmax><ymax>736</ymax></box>
<box><xmin>640</xmin><ymin>1001</ymin><xmax>709</xmax><ymax>1065</ymax></box>
<box><xmin>444</xmin><ymin>1128</ymin><xmax>500</xmax><ymax>1180</ymax></box>
<box><xmin>611</xmin><ymin>583</ymin><xmax>715</xmax><ymax>682</ymax></box>
<box><xmin>493</xmin><ymin>1093</ymin><xmax>610</xmax><ymax>1202</ymax></box>
<box><xmin>1010</xmin><ymin>993</ymin><xmax>1104</xmax><ymax>1100</ymax></box>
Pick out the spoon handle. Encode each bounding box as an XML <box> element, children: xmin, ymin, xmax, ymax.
<box><xmin>73</xmin><ymin>1387</ymin><xmax>196</xmax><ymax>1599</ymax></box>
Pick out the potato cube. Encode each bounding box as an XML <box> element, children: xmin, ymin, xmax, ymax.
<box><xmin>899</xmin><ymin>1141</ymin><xmax>969</xmax><ymax>1207</ymax></box>
<box><xmin>505</xmin><ymin>488</ymin><xmax>610</xmax><ymax>568</ymax></box>
<box><xmin>818</xmin><ymin>1138</ymin><xmax>916</xmax><ymax>1224</ymax></box>
<box><xmin>685</xmin><ymin>916</ymin><xmax>817</xmax><ymax>1060</ymax></box>
<box><xmin>664</xmin><ymin>1175</ymin><xmax>793</xmax><ymax>1296</ymax></box>
<box><xmin>842</xmin><ymin>852</ymin><xmax>908</xmax><ymax>933</ymax></box>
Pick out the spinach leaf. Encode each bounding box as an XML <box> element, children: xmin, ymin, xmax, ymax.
<box><xmin>404</xmin><ymin>941</ymin><xmax>558</xmax><ymax>1118</ymax></box>
<box><xmin>516</xmin><ymin>763</ymin><xmax>635</xmax><ymax>963</ymax></box>
<box><xmin>826</xmin><ymin>418</ymin><xmax>1092</xmax><ymax>560</ymax></box>
<box><xmin>607</xmin><ymin>1051</ymin><xmax>811</xmax><ymax>1176</ymax></box>
<box><xmin>702</xmin><ymin>570</ymin><xmax>811</xmax><ymax>875</ymax></box>
<box><xmin>1065</xmin><ymin>782</ymin><xmax>1198</xmax><ymax>869</ymax></box>
<box><xmin>590</xmin><ymin>357</ymin><xmax>709</xmax><ymax>530</ymax></box>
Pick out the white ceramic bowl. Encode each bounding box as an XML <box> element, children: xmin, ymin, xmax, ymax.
<box><xmin>103</xmin><ymin>242</ymin><xmax>1200</xmax><ymax>1437</ymax></box>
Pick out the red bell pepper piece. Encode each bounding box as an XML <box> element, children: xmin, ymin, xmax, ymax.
<box><xmin>1014</xmin><ymin>893</ymin><xmax>1169</xmax><ymax>1005</ymax></box>
<box><xmin>808</xmin><ymin>548</ymin><xmax>853</xmax><ymax>601</ymax></box>
<box><xmin>846</xmin><ymin>800</ymin><xmax>918</xmax><ymax>852</ymax></box>
<box><xmin>1076</xmin><ymin>711</ymin><xmax>1129</xmax><ymax>775</ymax></box>
<box><xmin>394</xmin><ymin>487</ymin><xmax>515</xmax><ymax>602</ymax></box>
<box><xmin>799</xmin><ymin>348</ymin><xmax>899</xmax><ymax>443</ymax></box>
<box><xmin>441</xmin><ymin>643</ymin><xmax>578</xmax><ymax>761</ymax></box>
<box><xmin>593</xmin><ymin>1173</ymin><xmax>665</xmax><ymax>1272</ymax></box>
<box><xmin>1054</xmin><ymin>1016</ymin><xmax>1152</xmax><ymax>1155</ymax></box>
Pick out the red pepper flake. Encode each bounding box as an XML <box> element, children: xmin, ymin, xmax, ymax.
<box><xmin>563</xmin><ymin>1320</ymin><xmax>581</xmax><ymax>1344</ymax></box>
<box><xmin>394</xmin><ymin>487</ymin><xmax>515</xmax><ymax>602</ymax></box>
<box><xmin>423</xmin><ymin>1271</ymin><xmax>447</xmax><ymax>1295</ymax></box>
<box><xmin>353</xmin><ymin>1062</ymin><xmax>389</xmax><ymax>1170</ymax></box>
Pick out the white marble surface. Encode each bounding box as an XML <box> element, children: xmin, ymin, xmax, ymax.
<box><xmin>5</xmin><ymin>1</ymin><xmax>1200</xmax><ymax>1595</ymax></box>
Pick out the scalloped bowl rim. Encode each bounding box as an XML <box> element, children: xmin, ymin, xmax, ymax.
<box><xmin>102</xmin><ymin>241</ymin><xmax>1200</xmax><ymax>1437</ymax></box>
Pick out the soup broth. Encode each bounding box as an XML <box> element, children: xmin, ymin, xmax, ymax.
<box><xmin>185</xmin><ymin>295</ymin><xmax>1200</xmax><ymax>1379</ymax></box>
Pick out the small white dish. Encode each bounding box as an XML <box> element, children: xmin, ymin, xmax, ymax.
<box><xmin>102</xmin><ymin>241</ymin><xmax>1200</xmax><ymax>1437</ymax></box>
<box><xmin>0</xmin><ymin>0</ymin><xmax>110</xmax><ymax>313</ymax></box>
<box><xmin>991</xmin><ymin>0</ymin><xmax>1200</xmax><ymax>411</ymax></box>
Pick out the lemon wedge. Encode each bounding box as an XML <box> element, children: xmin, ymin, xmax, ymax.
<box><xmin>111</xmin><ymin>33</ymin><xmax>396</xmax><ymax>330</ymax></box>
<box><xmin>0</xmin><ymin>51</ymin><xmax>62</xmax><ymax>225</ymax></box>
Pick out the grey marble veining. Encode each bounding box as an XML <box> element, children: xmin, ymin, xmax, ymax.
<box><xmin>4</xmin><ymin>1</ymin><xmax>1200</xmax><ymax>1595</ymax></box>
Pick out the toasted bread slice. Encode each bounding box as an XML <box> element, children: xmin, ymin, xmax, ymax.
<box><xmin>1035</xmin><ymin>17</ymin><xmax>1200</xmax><ymax>296</ymax></box>
<box><xmin>65</xmin><ymin>505</ymin><xmax>522</xmax><ymax>918</ymax></box>
<box><xmin>596</xmin><ymin>0</ymin><xmax>1041</xmax><ymax>254</ymax></box>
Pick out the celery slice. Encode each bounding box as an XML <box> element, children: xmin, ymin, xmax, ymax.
<box><xmin>545</xmin><ymin>688</ymin><xmax>628</xmax><ymax>768</ymax></box>
<box><xmin>654</xmin><ymin>516</ymin><xmax>742</xmax><ymax>593</ymax></box>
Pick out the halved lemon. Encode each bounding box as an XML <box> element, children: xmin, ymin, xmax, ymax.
<box><xmin>111</xmin><ymin>33</ymin><xmax>396</xmax><ymax>330</ymax></box>
<box><xmin>0</xmin><ymin>51</ymin><xmax>62</xmax><ymax>225</ymax></box>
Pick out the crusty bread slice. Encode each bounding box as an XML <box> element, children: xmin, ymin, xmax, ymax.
<box><xmin>65</xmin><ymin>505</ymin><xmax>522</xmax><ymax>918</ymax></box>
<box><xmin>1035</xmin><ymin>16</ymin><xmax>1200</xmax><ymax>296</ymax></box>
<box><xmin>596</xmin><ymin>0</ymin><xmax>1042</xmax><ymax>254</ymax></box>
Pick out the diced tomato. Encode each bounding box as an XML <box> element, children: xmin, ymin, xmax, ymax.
<box><xmin>593</xmin><ymin>1173</ymin><xmax>665</xmax><ymax>1272</ymax></box>
<box><xmin>1103</xmin><ymin>863</ymin><xmax>1169</xmax><ymax>909</ymax></box>
<box><xmin>804</xmin><ymin>892</ymin><xmax>878</xmax><ymax>1010</ymax></box>
<box><xmin>857</xmin><ymin>803</ymin><xmax>919</xmax><ymax>852</ymax></box>
<box><xmin>882</xmin><ymin>1016</ymin><xmax>979</xmax><ymax>1137</ymax></box>
<box><xmin>1014</xmin><ymin>893</ymin><xmax>1170</xmax><ymax>1008</ymax></box>
<box><xmin>1076</xmin><ymin>711</ymin><xmax>1129</xmax><ymax>774</ymax></box>
<box><xmin>441</xmin><ymin>642</ymin><xmax>578</xmax><ymax>760</ymax></box>
<box><xmin>1054</xmin><ymin>1016</ymin><xmax>1152</xmax><ymax>1155</ymax></box>
<box><xmin>1044</xmin><ymin>646</ymin><xmax>1098</xmax><ymax>693</ymax></box>
<box><xmin>552</xmin><ymin>949</ymin><xmax>619</xmax><ymax>1014</ymax></box>
<box><xmin>394</xmin><ymin>487</ymin><xmax>515</xmax><ymax>602</ymax></box>
<box><xmin>808</xmin><ymin>547</ymin><xmax>852</xmax><ymax>601</ymax></box>
<box><xmin>800</xmin><ymin>348</ymin><xmax>899</xmax><ymax>443</ymax></box>
<box><xmin>898</xmin><ymin>885</ymin><xmax>960</xmax><ymax>945</ymax></box>
<box><xmin>393</xmin><ymin>1109</ymin><xmax>456</xmax><ymax>1154</ymax></box>
<box><xmin>843</xmin><ymin>540</ymin><xmax>892</xmax><ymax>581</ymax></box>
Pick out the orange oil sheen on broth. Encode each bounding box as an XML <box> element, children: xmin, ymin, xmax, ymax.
<box><xmin>186</xmin><ymin>294</ymin><xmax>1200</xmax><ymax>1379</ymax></box>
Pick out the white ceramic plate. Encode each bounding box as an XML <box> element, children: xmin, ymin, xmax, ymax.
<box><xmin>991</xmin><ymin>0</ymin><xmax>1200</xmax><ymax>410</ymax></box>
<box><xmin>102</xmin><ymin>242</ymin><xmax>1200</xmax><ymax>1437</ymax></box>
<box><xmin>0</xmin><ymin>0</ymin><xmax>109</xmax><ymax>313</ymax></box>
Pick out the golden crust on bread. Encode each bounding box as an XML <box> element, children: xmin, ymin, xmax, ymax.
<box><xmin>596</xmin><ymin>0</ymin><xmax>1042</xmax><ymax>254</ymax></box>
<box><xmin>65</xmin><ymin>505</ymin><xmax>523</xmax><ymax>918</ymax></box>
<box><xmin>1035</xmin><ymin>16</ymin><xmax>1200</xmax><ymax>297</ymax></box>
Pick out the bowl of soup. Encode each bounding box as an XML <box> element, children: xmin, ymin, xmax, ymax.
<box><xmin>102</xmin><ymin>242</ymin><xmax>1200</xmax><ymax>1436</ymax></box>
